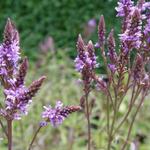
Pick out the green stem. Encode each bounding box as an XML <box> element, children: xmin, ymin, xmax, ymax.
<box><xmin>121</xmin><ymin>93</ymin><xmax>146</xmax><ymax>150</ymax></box>
<box><xmin>85</xmin><ymin>92</ymin><xmax>91</xmax><ymax>150</ymax></box>
<box><xmin>107</xmin><ymin>90</ymin><xmax>115</xmax><ymax>111</ymax></box>
<box><xmin>7</xmin><ymin>120</ymin><xmax>12</xmax><ymax>150</ymax></box>
<box><xmin>28</xmin><ymin>126</ymin><xmax>42</xmax><ymax>150</ymax></box>
<box><xmin>113</xmin><ymin>86</ymin><xmax>141</xmax><ymax>136</ymax></box>
<box><xmin>106</xmin><ymin>96</ymin><xmax>110</xmax><ymax>136</ymax></box>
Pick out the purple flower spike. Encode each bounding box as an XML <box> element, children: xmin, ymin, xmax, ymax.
<box><xmin>120</xmin><ymin>8</ymin><xmax>142</xmax><ymax>50</ymax></box>
<box><xmin>87</xmin><ymin>40</ymin><xmax>99</xmax><ymax>69</ymax></box>
<box><xmin>107</xmin><ymin>29</ymin><xmax>117</xmax><ymax>64</ymax></box>
<box><xmin>0</xmin><ymin>18</ymin><xmax>20</xmax><ymax>78</ymax></box>
<box><xmin>0</xmin><ymin>19</ymin><xmax>46</xmax><ymax>120</ymax></box>
<box><xmin>116</xmin><ymin>0</ymin><xmax>134</xmax><ymax>17</ymax></box>
<box><xmin>15</xmin><ymin>58</ymin><xmax>28</xmax><ymax>87</ymax></box>
<box><xmin>42</xmin><ymin>101</ymin><xmax>81</xmax><ymax>127</ymax></box>
<box><xmin>75</xmin><ymin>35</ymin><xmax>98</xmax><ymax>72</ymax></box>
<box><xmin>98</xmin><ymin>15</ymin><xmax>106</xmax><ymax>47</ymax></box>
<box><xmin>133</xmin><ymin>54</ymin><xmax>144</xmax><ymax>81</ymax></box>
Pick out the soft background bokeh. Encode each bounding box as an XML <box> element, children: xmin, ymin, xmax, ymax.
<box><xmin>0</xmin><ymin>0</ymin><xmax>150</xmax><ymax>149</ymax></box>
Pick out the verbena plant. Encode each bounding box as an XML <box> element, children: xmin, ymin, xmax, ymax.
<box><xmin>0</xmin><ymin>0</ymin><xmax>150</xmax><ymax>150</ymax></box>
<box><xmin>0</xmin><ymin>19</ymin><xmax>81</xmax><ymax>150</ymax></box>
<box><xmin>75</xmin><ymin>0</ymin><xmax>150</xmax><ymax>149</ymax></box>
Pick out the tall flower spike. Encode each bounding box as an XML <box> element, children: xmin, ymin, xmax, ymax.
<box><xmin>4</xmin><ymin>18</ymin><xmax>19</xmax><ymax>44</ymax></box>
<box><xmin>98</xmin><ymin>15</ymin><xmax>105</xmax><ymax>47</ymax></box>
<box><xmin>15</xmin><ymin>57</ymin><xmax>28</xmax><ymax>87</ymax></box>
<box><xmin>120</xmin><ymin>8</ymin><xmax>142</xmax><ymax>50</ymax></box>
<box><xmin>25</xmin><ymin>76</ymin><xmax>46</xmax><ymax>100</ymax></box>
<box><xmin>0</xmin><ymin>18</ymin><xmax>20</xmax><ymax>79</ymax></box>
<box><xmin>133</xmin><ymin>54</ymin><xmax>144</xmax><ymax>82</ymax></box>
<box><xmin>115</xmin><ymin>0</ymin><xmax>134</xmax><ymax>17</ymax></box>
<box><xmin>75</xmin><ymin>35</ymin><xmax>98</xmax><ymax>72</ymax></box>
<box><xmin>74</xmin><ymin>34</ymin><xmax>86</xmax><ymax>72</ymax></box>
<box><xmin>87</xmin><ymin>40</ymin><xmax>99</xmax><ymax>70</ymax></box>
<box><xmin>42</xmin><ymin>101</ymin><xmax>81</xmax><ymax>127</ymax></box>
<box><xmin>107</xmin><ymin>29</ymin><xmax>117</xmax><ymax>64</ymax></box>
<box><xmin>77</xmin><ymin>34</ymin><xmax>85</xmax><ymax>54</ymax></box>
<box><xmin>0</xmin><ymin>19</ymin><xmax>47</xmax><ymax>120</ymax></box>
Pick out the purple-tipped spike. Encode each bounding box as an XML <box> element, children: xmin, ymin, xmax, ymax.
<box><xmin>98</xmin><ymin>15</ymin><xmax>105</xmax><ymax>47</ymax></box>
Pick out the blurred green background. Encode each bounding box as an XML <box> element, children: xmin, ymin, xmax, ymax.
<box><xmin>0</xmin><ymin>0</ymin><xmax>120</xmax><ymax>60</ymax></box>
<box><xmin>0</xmin><ymin>0</ymin><xmax>150</xmax><ymax>150</ymax></box>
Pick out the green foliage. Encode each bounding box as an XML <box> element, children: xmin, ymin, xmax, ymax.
<box><xmin>0</xmin><ymin>0</ymin><xmax>120</xmax><ymax>59</ymax></box>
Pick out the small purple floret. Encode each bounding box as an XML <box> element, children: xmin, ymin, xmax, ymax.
<box><xmin>42</xmin><ymin>101</ymin><xmax>65</xmax><ymax>127</ymax></box>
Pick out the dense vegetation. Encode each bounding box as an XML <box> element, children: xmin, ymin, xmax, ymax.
<box><xmin>0</xmin><ymin>0</ymin><xmax>119</xmax><ymax>59</ymax></box>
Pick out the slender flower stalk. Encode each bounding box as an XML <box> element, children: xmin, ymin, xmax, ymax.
<box><xmin>0</xmin><ymin>19</ymin><xmax>46</xmax><ymax>150</ymax></box>
<box><xmin>121</xmin><ymin>93</ymin><xmax>146</xmax><ymax>150</ymax></box>
<box><xmin>7</xmin><ymin>120</ymin><xmax>12</xmax><ymax>150</ymax></box>
<box><xmin>28</xmin><ymin>126</ymin><xmax>42</xmax><ymax>150</ymax></box>
<box><xmin>75</xmin><ymin>34</ymin><xmax>99</xmax><ymax>150</ymax></box>
<box><xmin>98</xmin><ymin>15</ymin><xmax>106</xmax><ymax>48</ymax></box>
<box><xmin>28</xmin><ymin>101</ymin><xmax>81</xmax><ymax>150</ymax></box>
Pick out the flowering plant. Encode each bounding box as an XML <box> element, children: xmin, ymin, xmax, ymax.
<box><xmin>0</xmin><ymin>0</ymin><xmax>150</xmax><ymax>150</ymax></box>
<box><xmin>0</xmin><ymin>19</ymin><xmax>81</xmax><ymax>150</ymax></box>
<box><xmin>75</xmin><ymin>0</ymin><xmax>150</xmax><ymax>149</ymax></box>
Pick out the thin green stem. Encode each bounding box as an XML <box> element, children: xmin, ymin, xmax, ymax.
<box><xmin>121</xmin><ymin>93</ymin><xmax>146</xmax><ymax>150</ymax></box>
<box><xmin>106</xmin><ymin>96</ymin><xmax>110</xmax><ymax>136</ymax></box>
<box><xmin>85</xmin><ymin>92</ymin><xmax>91</xmax><ymax>150</ymax></box>
<box><xmin>117</xmin><ymin>73</ymin><xmax>131</xmax><ymax>110</ymax></box>
<box><xmin>113</xmin><ymin>86</ymin><xmax>141</xmax><ymax>136</ymax></box>
<box><xmin>107</xmin><ymin>90</ymin><xmax>115</xmax><ymax>111</ymax></box>
<box><xmin>107</xmin><ymin>68</ymin><xmax>124</xmax><ymax>150</ymax></box>
<box><xmin>7</xmin><ymin>120</ymin><xmax>12</xmax><ymax>150</ymax></box>
<box><xmin>107</xmin><ymin>90</ymin><xmax>118</xmax><ymax>150</ymax></box>
<box><xmin>28</xmin><ymin>126</ymin><xmax>42</xmax><ymax>150</ymax></box>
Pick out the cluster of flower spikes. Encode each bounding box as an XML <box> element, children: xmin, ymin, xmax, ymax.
<box><xmin>41</xmin><ymin>101</ymin><xmax>81</xmax><ymax>127</ymax></box>
<box><xmin>74</xmin><ymin>0</ymin><xmax>150</xmax><ymax>94</ymax></box>
<box><xmin>116</xmin><ymin>0</ymin><xmax>150</xmax><ymax>52</ymax></box>
<box><xmin>74</xmin><ymin>35</ymin><xmax>98</xmax><ymax>73</ymax></box>
<box><xmin>0</xmin><ymin>19</ymin><xmax>46</xmax><ymax>120</ymax></box>
<box><xmin>115</xmin><ymin>0</ymin><xmax>150</xmax><ymax>92</ymax></box>
<box><xmin>74</xmin><ymin>35</ymin><xmax>101</xmax><ymax>92</ymax></box>
<box><xmin>75</xmin><ymin>32</ymin><xmax>109</xmax><ymax>93</ymax></box>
